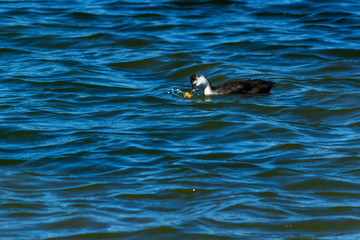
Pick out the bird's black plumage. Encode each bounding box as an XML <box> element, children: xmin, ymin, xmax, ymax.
<box><xmin>213</xmin><ymin>79</ymin><xmax>275</xmax><ymax>94</ymax></box>
<box><xmin>190</xmin><ymin>73</ymin><xmax>275</xmax><ymax>95</ymax></box>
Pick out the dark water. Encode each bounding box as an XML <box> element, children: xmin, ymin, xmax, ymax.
<box><xmin>1</xmin><ymin>0</ymin><xmax>360</xmax><ymax>239</ymax></box>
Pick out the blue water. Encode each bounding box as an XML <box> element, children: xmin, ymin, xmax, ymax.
<box><xmin>1</xmin><ymin>0</ymin><xmax>360</xmax><ymax>239</ymax></box>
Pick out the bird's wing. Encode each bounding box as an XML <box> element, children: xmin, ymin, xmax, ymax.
<box><xmin>214</xmin><ymin>82</ymin><xmax>251</xmax><ymax>94</ymax></box>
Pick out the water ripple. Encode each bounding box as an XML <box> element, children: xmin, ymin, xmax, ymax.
<box><xmin>1</xmin><ymin>0</ymin><xmax>360</xmax><ymax>239</ymax></box>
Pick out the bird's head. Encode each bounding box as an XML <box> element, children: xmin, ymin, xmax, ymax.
<box><xmin>190</xmin><ymin>73</ymin><xmax>208</xmax><ymax>90</ymax></box>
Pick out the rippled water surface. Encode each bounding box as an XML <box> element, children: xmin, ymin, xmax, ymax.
<box><xmin>1</xmin><ymin>0</ymin><xmax>360</xmax><ymax>239</ymax></box>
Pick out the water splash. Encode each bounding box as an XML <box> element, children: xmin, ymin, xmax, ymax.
<box><xmin>167</xmin><ymin>88</ymin><xmax>198</xmax><ymax>99</ymax></box>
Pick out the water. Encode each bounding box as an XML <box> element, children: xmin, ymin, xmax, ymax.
<box><xmin>1</xmin><ymin>0</ymin><xmax>360</xmax><ymax>239</ymax></box>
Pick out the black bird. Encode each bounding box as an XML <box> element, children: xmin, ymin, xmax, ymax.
<box><xmin>190</xmin><ymin>73</ymin><xmax>275</xmax><ymax>95</ymax></box>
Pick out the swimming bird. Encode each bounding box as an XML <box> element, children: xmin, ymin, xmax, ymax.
<box><xmin>190</xmin><ymin>73</ymin><xmax>275</xmax><ymax>95</ymax></box>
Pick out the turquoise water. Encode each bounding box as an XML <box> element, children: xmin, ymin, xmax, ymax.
<box><xmin>1</xmin><ymin>0</ymin><xmax>360</xmax><ymax>239</ymax></box>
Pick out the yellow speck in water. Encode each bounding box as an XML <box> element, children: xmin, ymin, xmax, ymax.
<box><xmin>185</xmin><ymin>92</ymin><xmax>192</xmax><ymax>98</ymax></box>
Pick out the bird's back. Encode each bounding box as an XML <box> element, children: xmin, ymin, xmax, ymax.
<box><xmin>213</xmin><ymin>79</ymin><xmax>274</xmax><ymax>94</ymax></box>
<box><xmin>242</xmin><ymin>79</ymin><xmax>275</xmax><ymax>93</ymax></box>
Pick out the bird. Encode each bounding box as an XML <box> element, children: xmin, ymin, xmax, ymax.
<box><xmin>190</xmin><ymin>73</ymin><xmax>275</xmax><ymax>95</ymax></box>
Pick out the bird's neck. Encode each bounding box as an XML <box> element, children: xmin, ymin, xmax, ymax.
<box><xmin>197</xmin><ymin>75</ymin><xmax>215</xmax><ymax>95</ymax></box>
<box><xmin>204</xmin><ymin>84</ymin><xmax>215</xmax><ymax>95</ymax></box>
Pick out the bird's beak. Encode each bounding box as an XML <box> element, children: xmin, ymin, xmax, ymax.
<box><xmin>191</xmin><ymin>81</ymin><xmax>196</xmax><ymax>90</ymax></box>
